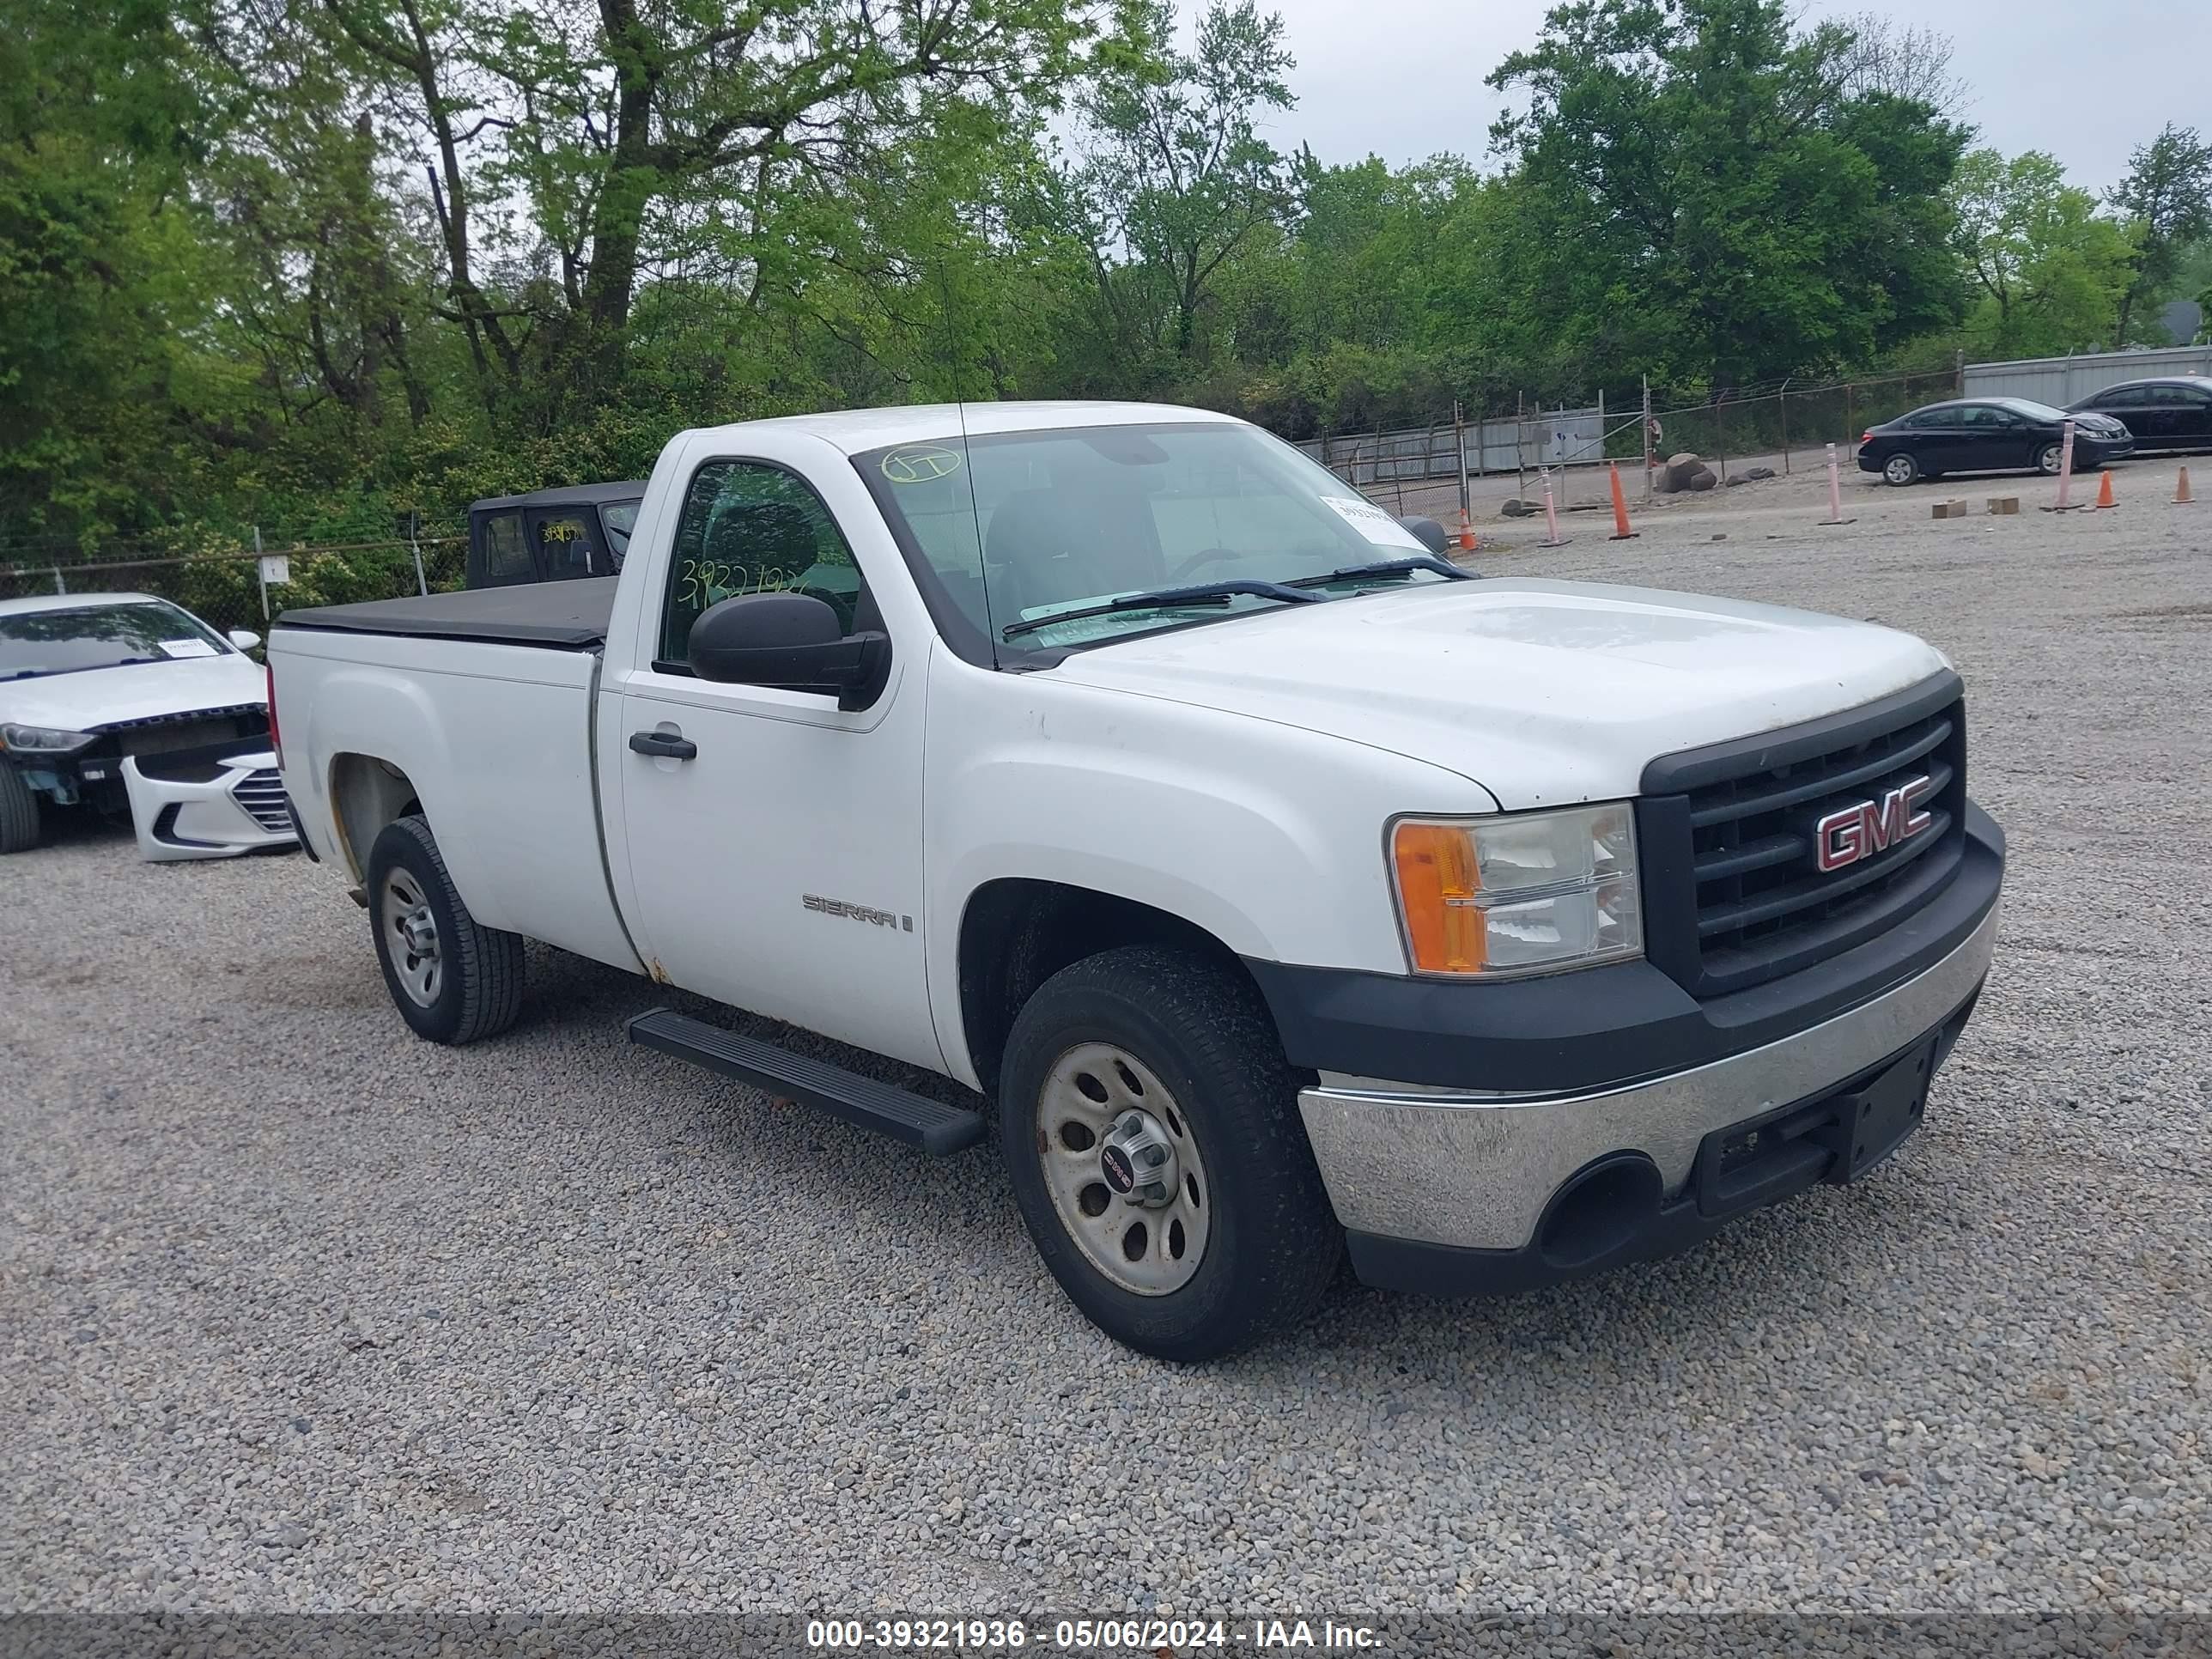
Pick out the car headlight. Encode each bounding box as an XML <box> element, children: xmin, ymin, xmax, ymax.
<box><xmin>1390</xmin><ymin>803</ymin><xmax>1643</xmax><ymax>976</ymax></box>
<box><xmin>1</xmin><ymin>724</ymin><xmax>97</xmax><ymax>754</ymax></box>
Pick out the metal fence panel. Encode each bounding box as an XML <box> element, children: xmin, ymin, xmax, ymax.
<box><xmin>1964</xmin><ymin>345</ymin><xmax>2212</xmax><ymax>407</ymax></box>
<box><xmin>1293</xmin><ymin>406</ymin><xmax>1606</xmax><ymax>485</ymax></box>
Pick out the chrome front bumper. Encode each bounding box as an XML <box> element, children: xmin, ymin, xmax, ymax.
<box><xmin>1296</xmin><ymin>899</ymin><xmax>2000</xmax><ymax>1253</ymax></box>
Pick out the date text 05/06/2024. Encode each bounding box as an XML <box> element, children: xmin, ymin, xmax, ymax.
<box><xmin>805</xmin><ymin>1618</ymin><xmax>1384</xmax><ymax>1650</ymax></box>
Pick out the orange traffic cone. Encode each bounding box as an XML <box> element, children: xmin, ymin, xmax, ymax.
<box><xmin>2177</xmin><ymin>467</ymin><xmax>2195</xmax><ymax>505</ymax></box>
<box><xmin>1607</xmin><ymin>462</ymin><xmax>1640</xmax><ymax>540</ymax></box>
<box><xmin>1456</xmin><ymin>511</ymin><xmax>1478</xmax><ymax>552</ymax></box>
<box><xmin>2094</xmin><ymin>470</ymin><xmax>2117</xmax><ymax>509</ymax></box>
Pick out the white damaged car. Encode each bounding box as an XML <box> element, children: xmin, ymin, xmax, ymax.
<box><xmin>0</xmin><ymin>592</ymin><xmax>298</xmax><ymax>860</ymax></box>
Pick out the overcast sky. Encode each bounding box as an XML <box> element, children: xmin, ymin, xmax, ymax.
<box><xmin>1249</xmin><ymin>0</ymin><xmax>2211</xmax><ymax>195</ymax></box>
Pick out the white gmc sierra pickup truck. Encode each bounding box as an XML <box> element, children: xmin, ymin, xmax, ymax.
<box><xmin>270</xmin><ymin>401</ymin><xmax>2004</xmax><ymax>1359</ymax></box>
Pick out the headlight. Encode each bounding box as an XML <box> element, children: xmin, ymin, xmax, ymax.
<box><xmin>1390</xmin><ymin>803</ymin><xmax>1643</xmax><ymax>976</ymax></box>
<box><xmin>1</xmin><ymin>724</ymin><xmax>97</xmax><ymax>753</ymax></box>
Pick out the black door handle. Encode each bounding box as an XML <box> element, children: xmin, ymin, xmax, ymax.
<box><xmin>629</xmin><ymin>729</ymin><xmax>697</xmax><ymax>761</ymax></box>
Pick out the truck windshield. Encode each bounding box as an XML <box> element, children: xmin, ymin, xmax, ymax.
<box><xmin>1</xmin><ymin>601</ymin><xmax>232</xmax><ymax>680</ymax></box>
<box><xmin>853</xmin><ymin>422</ymin><xmax>1451</xmax><ymax>653</ymax></box>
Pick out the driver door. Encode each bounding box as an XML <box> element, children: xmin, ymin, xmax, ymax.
<box><xmin>609</xmin><ymin>454</ymin><xmax>941</xmax><ymax>1073</ymax></box>
<box><xmin>1944</xmin><ymin>404</ymin><xmax>2017</xmax><ymax>471</ymax></box>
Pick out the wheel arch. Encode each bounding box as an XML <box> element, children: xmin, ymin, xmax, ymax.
<box><xmin>953</xmin><ymin>878</ymin><xmax>1276</xmax><ymax>1099</ymax></box>
<box><xmin>327</xmin><ymin>752</ymin><xmax>423</xmax><ymax>882</ymax></box>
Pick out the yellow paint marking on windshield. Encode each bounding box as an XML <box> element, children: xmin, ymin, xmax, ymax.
<box><xmin>880</xmin><ymin>447</ymin><xmax>963</xmax><ymax>484</ymax></box>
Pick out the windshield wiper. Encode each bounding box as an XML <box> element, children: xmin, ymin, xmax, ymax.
<box><xmin>1287</xmin><ymin>555</ymin><xmax>1474</xmax><ymax>590</ymax></box>
<box><xmin>1001</xmin><ymin>579</ymin><xmax>1321</xmax><ymax>641</ymax></box>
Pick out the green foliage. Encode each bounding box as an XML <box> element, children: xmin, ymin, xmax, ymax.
<box><xmin>0</xmin><ymin>0</ymin><xmax>2195</xmax><ymax>556</ymax></box>
<box><xmin>1063</xmin><ymin>0</ymin><xmax>1296</xmax><ymax>362</ymax></box>
<box><xmin>2106</xmin><ymin>125</ymin><xmax>2212</xmax><ymax>346</ymax></box>
<box><xmin>1951</xmin><ymin>149</ymin><xmax>2136</xmax><ymax>360</ymax></box>
<box><xmin>0</xmin><ymin>0</ymin><xmax>216</xmax><ymax>538</ymax></box>
<box><xmin>1483</xmin><ymin>0</ymin><xmax>1970</xmax><ymax>389</ymax></box>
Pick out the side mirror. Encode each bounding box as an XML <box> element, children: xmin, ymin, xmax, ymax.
<box><xmin>1397</xmin><ymin>516</ymin><xmax>1450</xmax><ymax>555</ymax></box>
<box><xmin>688</xmin><ymin>592</ymin><xmax>890</xmax><ymax>711</ymax></box>
<box><xmin>228</xmin><ymin>629</ymin><xmax>263</xmax><ymax>652</ymax></box>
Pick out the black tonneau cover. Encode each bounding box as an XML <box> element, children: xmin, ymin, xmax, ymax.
<box><xmin>275</xmin><ymin>577</ymin><xmax>617</xmax><ymax>650</ymax></box>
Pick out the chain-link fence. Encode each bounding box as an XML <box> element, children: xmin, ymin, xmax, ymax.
<box><xmin>1638</xmin><ymin>369</ymin><xmax>1963</xmax><ymax>489</ymax></box>
<box><xmin>1286</xmin><ymin>367</ymin><xmax>1970</xmax><ymax>509</ymax></box>
<box><xmin>0</xmin><ymin>533</ymin><xmax>466</xmax><ymax>640</ymax></box>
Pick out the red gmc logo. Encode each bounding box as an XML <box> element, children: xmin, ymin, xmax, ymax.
<box><xmin>1814</xmin><ymin>775</ymin><xmax>1935</xmax><ymax>872</ymax></box>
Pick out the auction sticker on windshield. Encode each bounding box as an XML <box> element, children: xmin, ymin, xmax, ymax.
<box><xmin>1319</xmin><ymin>495</ymin><xmax>1425</xmax><ymax>549</ymax></box>
<box><xmin>158</xmin><ymin>639</ymin><xmax>219</xmax><ymax>659</ymax></box>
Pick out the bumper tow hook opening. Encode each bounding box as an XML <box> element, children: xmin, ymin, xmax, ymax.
<box><xmin>1535</xmin><ymin>1153</ymin><xmax>1663</xmax><ymax>1273</ymax></box>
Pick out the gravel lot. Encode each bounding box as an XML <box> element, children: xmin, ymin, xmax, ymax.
<box><xmin>3</xmin><ymin>463</ymin><xmax>2209</xmax><ymax>1624</ymax></box>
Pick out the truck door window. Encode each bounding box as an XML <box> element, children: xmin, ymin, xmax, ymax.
<box><xmin>659</xmin><ymin>461</ymin><xmax>871</xmax><ymax>670</ymax></box>
<box><xmin>479</xmin><ymin>512</ymin><xmax>531</xmax><ymax>585</ymax></box>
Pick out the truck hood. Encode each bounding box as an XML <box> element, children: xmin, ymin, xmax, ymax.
<box><xmin>1045</xmin><ymin>578</ymin><xmax>1949</xmax><ymax>809</ymax></box>
<box><xmin>2</xmin><ymin>654</ymin><xmax>265</xmax><ymax>733</ymax></box>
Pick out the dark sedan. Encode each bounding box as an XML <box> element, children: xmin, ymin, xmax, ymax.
<box><xmin>1856</xmin><ymin>397</ymin><xmax>2133</xmax><ymax>487</ymax></box>
<box><xmin>2066</xmin><ymin>376</ymin><xmax>2212</xmax><ymax>453</ymax></box>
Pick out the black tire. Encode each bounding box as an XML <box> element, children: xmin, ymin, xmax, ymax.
<box><xmin>998</xmin><ymin>945</ymin><xmax>1340</xmax><ymax>1361</ymax></box>
<box><xmin>2036</xmin><ymin>442</ymin><xmax>2065</xmax><ymax>476</ymax></box>
<box><xmin>365</xmin><ymin>813</ymin><xmax>524</xmax><ymax>1044</ymax></box>
<box><xmin>1881</xmin><ymin>451</ymin><xmax>1921</xmax><ymax>487</ymax></box>
<box><xmin>0</xmin><ymin>763</ymin><xmax>40</xmax><ymax>854</ymax></box>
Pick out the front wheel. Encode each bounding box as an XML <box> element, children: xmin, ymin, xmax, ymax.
<box><xmin>366</xmin><ymin>813</ymin><xmax>525</xmax><ymax>1044</ymax></box>
<box><xmin>999</xmin><ymin>945</ymin><xmax>1341</xmax><ymax>1360</ymax></box>
<box><xmin>0</xmin><ymin>763</ymin><xmax>40</xmax><ymax>854</ymax></box>
<box><xmin>1882</xmin><ymin>452</ymin><xmax>1921</xmax><ymax>487</ymax></box>
<box><xmin>2036</xmin><ymin>442</ymin><xmax>2066</xmax><ymax>476</ymax></box>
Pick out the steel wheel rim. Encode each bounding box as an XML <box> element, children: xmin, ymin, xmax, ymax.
<box><xmin>1885</xmin><ymin>455</ymin><xmax>1915</xmax><ymax>484</ymax></box>
<box><xmin>380</xmin><ymin>871</ymin><xmax>442</xmax><ymax>1007</ymax></box>
<box><xmin>1036</xmin><ymin>1042</ymin><xmax>1212</xmax><ymax>1297</ymax></box>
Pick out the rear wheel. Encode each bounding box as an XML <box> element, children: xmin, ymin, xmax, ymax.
<box><xmin>999</xmin><ymin>945</ymin><xmax>1340</xmax><ymax>1361</ymax></box>
<box><xmin>1882</xmin><ymin>452</ymin><xmax>1920</xmax><ymax>486</ymax></box>
<box><xmin>366</xmin><ymin>814</ymin><xmax>524</xmax><ymax>1043</ymax></box>
<box><xmin>0</xmin><ymin>764</ymin><xmax>40</xmax><ymax>854</ymax></box>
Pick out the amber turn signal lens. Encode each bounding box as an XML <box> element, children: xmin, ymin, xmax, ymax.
<box><xmin>1391</xmin><ymin>821</ymin><xmax>1486</xmax><ymax>973</ymax></box>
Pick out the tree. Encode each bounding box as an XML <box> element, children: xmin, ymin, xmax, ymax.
<box><xmin>1951</xmin><ymin>149</ymin><xmax>2135</xmax><ymax>359</ymax></box>
<box><xmin>1485</xmin><ymin>0</ymin><xmax>1970</xmax><ymax>389</ymax></box>
<box><xmin>1066</xmin><ymin>0</ymin><xmax>1296</xmax><ymax>361</ymax></box>
<box><xmin>316</xmin><ymin>0</ymin><xmax>1099</xmax><ymax>406</ymax></box>
<box><xmin>2107</xmin><ymin>124</ymin><xmax>2212</xmax><ymax>347</ymax></box>
<box><xmin>1833</xmin><ymin>11</ymin><xmax>1969</xmax><ymax>117</ymax></box>
<box><xmin>0</xmin><ymin>0</ymin><xmax>215</xmax><ymax>536</ymax></box>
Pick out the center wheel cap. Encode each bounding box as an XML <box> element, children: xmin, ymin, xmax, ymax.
<box><xmin>1100</xmin><ymin>1109</ymin><xmax>1178</xmax><ymax>1209</ymax></box>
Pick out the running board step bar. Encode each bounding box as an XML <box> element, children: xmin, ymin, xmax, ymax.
<box><xmin>626</xmin><ymin>1007</ymin><xmax>984</xmax><ymax>1156</ymax></box>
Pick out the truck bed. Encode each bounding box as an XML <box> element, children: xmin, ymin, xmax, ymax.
<box><xmin>275</xmin><ymin>577</ymin><xmax>617</xmax><ymax>649</ymax></box>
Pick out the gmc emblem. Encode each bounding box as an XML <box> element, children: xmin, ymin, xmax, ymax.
<box><xmin>1814</xmin><ymin>775</ymin><xmax>1935</xmax><ymax>872</ymax></box>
